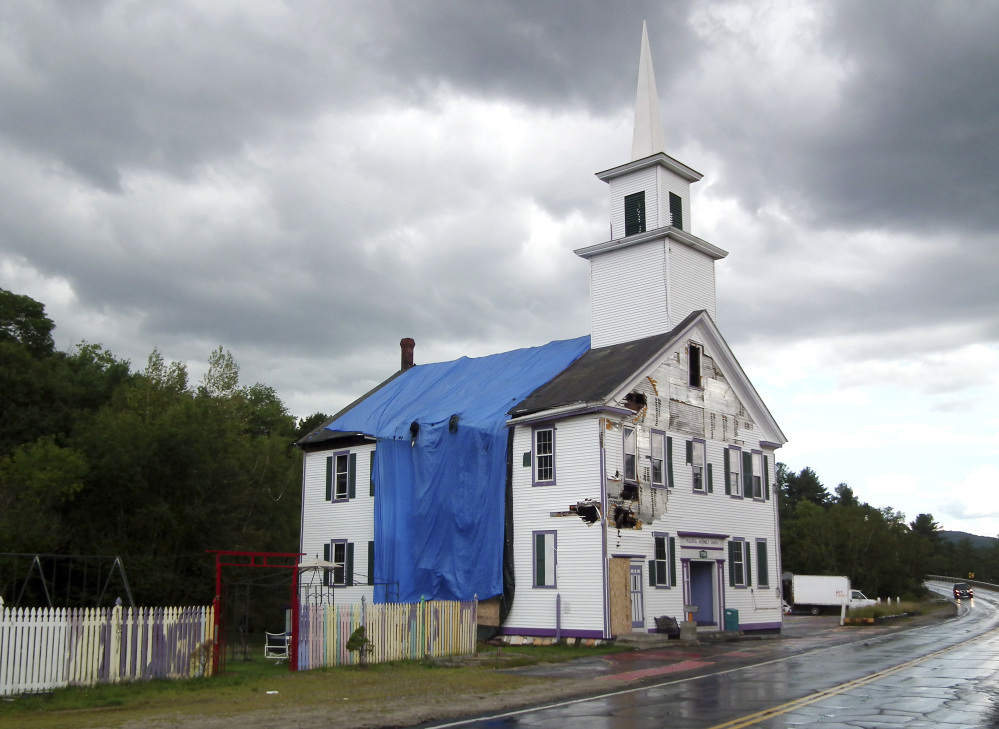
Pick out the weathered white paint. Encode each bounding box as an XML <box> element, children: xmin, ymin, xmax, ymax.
<box><xmin>657</xmin><ymin>166</ymin><xmax>692</xmax><ymax>231</ymax></box>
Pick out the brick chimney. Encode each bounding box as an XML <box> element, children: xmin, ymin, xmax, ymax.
<box><xmin>400</xmin><ymin>338</ymin><xmax>415</xmax><ymax>371</ymax></box>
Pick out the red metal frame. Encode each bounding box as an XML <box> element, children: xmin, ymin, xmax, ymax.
<box><xmin>209</xmin><ymin>550</ymin><xmax>304</xmax><ymax>672</ymax></box>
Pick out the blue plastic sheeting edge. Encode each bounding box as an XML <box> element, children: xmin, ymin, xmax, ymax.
<box><xmin>324</xmin><ymin>336</ymin><xmax>590</xmax><ymax>603</ymax></box>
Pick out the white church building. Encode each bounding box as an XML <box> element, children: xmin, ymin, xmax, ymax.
<box><xmin>298</xmin><ymin>24</ymin><xmax>787</xmax><ymax>640</ymax></box>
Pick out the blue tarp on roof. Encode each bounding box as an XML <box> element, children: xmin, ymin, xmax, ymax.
<box><xmin>325</xmin><ymin>336</ymin><xmax>590</xmax><ymax>604</ymax></box>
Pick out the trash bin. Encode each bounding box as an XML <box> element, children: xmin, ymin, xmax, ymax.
<box><xmin>724</xmin><ymin>608</ymin><xmax>739</xmax><ymax>631</ymax></box>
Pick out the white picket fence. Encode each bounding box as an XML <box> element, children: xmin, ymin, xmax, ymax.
<box><xmin>0</xmin><ymin>603</ymin><xmax>215</xmax><ymax>696</ymax></box>
<box><xmin>297</xmin><ymin>598</ymin><xmax>477</xmax><ymax>669</ymax></box>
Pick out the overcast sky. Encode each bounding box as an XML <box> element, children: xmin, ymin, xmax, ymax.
<box><xmin>2</xmin><ymin>1</ymin><xmax>997</xmax><ymax>540</ymax></box>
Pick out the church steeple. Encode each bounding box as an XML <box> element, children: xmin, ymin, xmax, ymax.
<box><xmin>574</xmin><ymin>24</ymin><xmax>728</xmax><ymax>349</ymax></box>
<box><xmin>631</xmin><ymin>21</ymin><xmax>666</xmax><ymax>161</ymax></box>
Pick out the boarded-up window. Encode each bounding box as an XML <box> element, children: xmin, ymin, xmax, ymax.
<box><xmin>624</xmin><ymin>191</ymin><xmax>646</xmax><ymax>236</ymax></box>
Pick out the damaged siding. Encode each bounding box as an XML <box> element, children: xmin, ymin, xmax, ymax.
<box><xmin>300</xmin><ymin>443</ymin><xmax>376</xmax><ymax>603</ymax></box>
<box><xmin>505</xmin><ymin>417</ymin><xmax>605</xmax><ymax>637</ymax></box>
<box><xmin>590</xmin><ymin>240</ymin><xmax>669</xmax><ymax>349</ymax></box>
<box><xmin>602</xmin><ymin>332</ymin><xmax>782</xmax><ymax>632</ymax></box>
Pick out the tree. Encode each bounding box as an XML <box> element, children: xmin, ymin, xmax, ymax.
<box><xmin>0</xmin><ymin>288</ymin><xmax>55</xmax><ymax>356</ymax></box>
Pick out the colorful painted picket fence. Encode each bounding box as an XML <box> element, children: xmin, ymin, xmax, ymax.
<box><xmin>297</xmin><ymin>598</ymin><xmax>477</xmax><ymax>669</ymax></box>
<box><xmin>0</xmin><ymin>604</ymin><xmax>215</xmax><ymax>696</ymax></box>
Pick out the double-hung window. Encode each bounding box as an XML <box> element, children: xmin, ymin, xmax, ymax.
<box><xmin>725</xmin><ymin>447</ymin><xmax>741</xmax><ymax>497</ymax></box>
<box><xmin>751</xmin><ymin>452</ymin><xmax>763</xmax><ymax>499</ymax></box>
<box><xmin>325</xmin><ymin>451</ymin><xmax>356</xmax><ymax>501</ymax></box>
<box><xmin>687</xmin><ymin>440</ymin><xmax>706</xmax><ymax>492</ymax></box>
<box><xmin>533</xmin><ymin>427</ymin><xmax>555</xmax><ymax>485</ymax></box>
<box><xmin>533</xmin><ymin>531</ymin><xmax>556</xmax><ymax>588</ymax></box>
<box><xmin>623</xmin><ymin>426</ymin><xmax>638</xmax><ymax>482</ymax></box>
<box><xmin>649</xmin><ymin>534</ymin><xmax>676</xmax><ymax>587</ymax></box>
<box><xmin>728</xmin><ymin>540</ymin><xmax>750</xmax><ymax>587</ymax></box>
<box><xmin>650</xmin><ymin>430</ymin><xmax>665</xmax><ymax>487</ymax></box>
<box><xmin>324</xmin><ymin>540</ymin><xmax>353</xmax><ymax>587</ymax></box>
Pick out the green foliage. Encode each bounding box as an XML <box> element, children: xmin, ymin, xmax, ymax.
<box><xmin>0</xmin><ymin>288</ymin><xmax>303</xmax><ymax>609</ymax></box>
<box><xmin>778</xmin><ymin>462</ymin><xmax>999</xmax><ymax>597</ymax></box>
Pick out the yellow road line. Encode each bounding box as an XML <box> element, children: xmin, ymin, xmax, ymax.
<box><xmin>707</xmin><ymin>628</ymin><xmax>992</xmax><ymax>729</ymax></box>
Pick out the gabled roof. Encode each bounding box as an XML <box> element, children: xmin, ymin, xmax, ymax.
<box><xmin>510</xmin><ymin>310</ymin><xmax>702</xmax><ymax>418</ymax></box>
<box><xmin>510</xmin><ymin>310</ymin><xmax>787</xmax><ymax>447</ymax></box>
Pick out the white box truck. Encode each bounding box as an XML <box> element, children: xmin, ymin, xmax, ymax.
<box><xmin>790</xmin><ymin>575</ymin><xmax>876</xmax><ymax>615</ymax></box>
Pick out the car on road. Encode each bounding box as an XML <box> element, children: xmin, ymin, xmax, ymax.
<box><xmin>953</xmin><ymin>582</ymin><xmax>973</xmax><ymax>600</ymax></box>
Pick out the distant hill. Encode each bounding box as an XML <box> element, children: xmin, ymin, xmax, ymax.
<box><xmin>939</xmin><ymin>531</ymin><xmax>998</xmax><ymax>550</ymax></box>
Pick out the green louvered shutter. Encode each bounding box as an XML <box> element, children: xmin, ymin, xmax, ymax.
<box><xmin>534</xmin><ymin>534</ymin><xmax>545</xmax><ymax>587</ymax></box>
<box><xmin>667</xmin><ymin>436</ymin><xmax>674</xmax><ymax>488</ymax></box>
<box><xmin>707</xmin><ymin>462</ymin><xmax>714</xmax><ymax>493</ymax></box>
<box><xmin>728</xmin><ymin>542</ymin><xmax>738</xmax><ymax>586</ymax></box>
<box><xmin>348</xmin><ymin>453</ymin><xmax>357</xmax><ymax>499</ymax></box>
<box><xmin>346</xmin><ymin>543</ymin><xmax>354</xmax><ymax>586</ymax></box>
<box><xmin>669</xmin><ymin>192</ymin><xmax>683</xmax><ymax>230</ymax></box>
<box><xmin>686</xmin><ymin>440</ymin><xmax>693</xmax><ymax>464</ymax></box>
<box><xmin>742</xmin><ymin>451</ymin><xmax>752</xmax><ymax>497</ymax></box>
<box><xmin>323</xmin><ymin>542</ymin><xmax>331</xmax><ymax>587</ymax></box>
<box><xmin>757</xmin><ymin>541</ymin><xmax>769</xmax><ymax>587</ymax></box>
<box><xmin>648</xmin><ymin>560</ymin><xmax>657</xmax><ymax>587</ymax></box>
<box><xmin>764</xmin><ymin>455</ymin><xmax>770</xmax><ymax>500</ymax></box>
<box><xmin>669</xmin><ymin>537</ymin><xmax>677</xmax><ymax>586</ymax></box>
<box><xmin>745</xmin><ymin>542</ymin><xmax>752</xmax><ymax>586</ymax></box>
<box><xmin>367</xmin><ymin>541</ymin><xmax>375</xmax><ymax>585</ymax></box>
<box><xmin>369</xmin><ymin>450</ymin><xmax>376</xmax><ymax>497</ymax></box>
<box><xmin>724</xmin><ymin>449</ymin><xmax>731</xmax><ymax>495</ymax></box>
<box><xmin>325</xmin><ymin>456</ymin><xmax>333</xmax><ymax>501</ymax></box>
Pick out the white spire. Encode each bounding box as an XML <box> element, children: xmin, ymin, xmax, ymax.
<box><xmin>631</xmin><ymin>21</ymin><xmax>666</xmax><ymax>161</ymax></box>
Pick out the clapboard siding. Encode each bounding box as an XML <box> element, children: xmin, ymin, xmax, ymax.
<box><xmin>656</xmin><ymin>167</ymin><xmax>692</xmax><ymax>231</ymax></box>
<box><xmin>609</xmin><ymin>167</ymin><xmax>658</xmax><ymax>239</ymax></box>
<box><xmin>506</xmin><ymin>417</ymin><xmax>605</xmax><ymax>634</ymax></box>
<box><xmin>590</xmin><ymin>239</ymin><xmax>669</xmax><ymax>349</ymax></box>
<box><xmin>598</xmin><ymin>325</ymin><xmax>782</xmax><ymax>631</ymax></box>
<box><xmin>669</xmin><ymin>242</ymin><xmax>717</xmax><ymax>322</ymax></box>
<box><xmin>300</xmin><ymin>443</ymin><xmax>376</xmax><ymax>603</ymax></box>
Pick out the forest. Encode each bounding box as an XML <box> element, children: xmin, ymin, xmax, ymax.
<box><xmin>1</xmin><ymin>286</ymin><xmax>996</xmax><ymax>609</ymax></box>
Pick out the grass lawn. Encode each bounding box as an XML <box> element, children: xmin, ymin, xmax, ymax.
<box><xmin>0</xmin><ymin>641</ymin><xmax>627</xmax><ymax>728</ymax></box>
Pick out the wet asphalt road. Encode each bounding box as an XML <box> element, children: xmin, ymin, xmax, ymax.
<box><xmin>428</xmin><ymin>582</ymin><xmax>999</xmax><ymax>728</ymax></box>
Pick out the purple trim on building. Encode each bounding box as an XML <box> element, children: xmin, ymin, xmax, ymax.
<box><xmin>679</xmin><ymin>544</ymin><xmax>725</xmax><ymax>551</ymax></box>
<box><xmin>499</xmin><ymin>627</ymin><xmax>605</xmax><ymax>639</ymax></box>
<box><xmin>531</xmin><ymin>424</ymin><xmax>556</xmax><ymax>487</ymax></box>
<box><xmin>759</xmin><ymin>441</ymin><xmax>781</xmax><ymax>450</ymax></box>
<box><xmin>678</xmin><ymin>531</ymin><xmax>729</xmax><ymax>539</ymax></box>
<box><xmin>740</xmin><ymin>621</ymin><xmax>782</xmax><ymax>632</ymax></box>
<box><xmin>651</xmin><ymin>531</ymin><xmax>670</xmax><ymax>590</ymax></box>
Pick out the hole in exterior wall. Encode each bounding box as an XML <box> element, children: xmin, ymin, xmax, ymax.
<box><xmin>624</xmin><ymin>392</ymin><xmax>647</xmax><ymax>412</ymax></box>
<box><xmin>620</xmin><ymin>483</ymin><xmax>639</xmax><ymax>501</ymax></box>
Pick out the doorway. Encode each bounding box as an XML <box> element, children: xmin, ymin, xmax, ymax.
<box><xmin>688</xmin><ymin>561</ymin><xmax>715</xmax><ymax>626</ymax></box>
